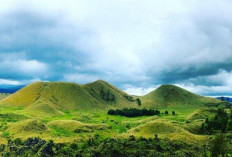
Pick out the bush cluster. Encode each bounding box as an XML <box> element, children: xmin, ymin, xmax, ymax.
<box><xmin>0</xmin><ymin>136</ymin><xmax>207</xmax><ymax>157</ymax></box>
<box><xmin>199</xmin><ymin>108</ymin><xmax>232</xmax><ymax>134</ymax></box>
<box><xmin>100</xmin><ymin>86</ymin><xmax>115</xmax><ymax>102</ymax></box>
<box><xmin>108</xmin><ymin>108</ymin><xmax>160</xmax><ymax>117</ymax></box>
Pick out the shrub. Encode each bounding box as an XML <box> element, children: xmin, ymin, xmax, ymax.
<box><xmin>108</xmin><ymin>108</ymin><xmax>160</xmax><ymax>117</ymax></box>
<box><xmin>136</xmin><ymin>98</ymin><xmax>141</xmax><ymax>106</ymax></box>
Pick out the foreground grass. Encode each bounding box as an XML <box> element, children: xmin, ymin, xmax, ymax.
<box><xmin>0</xmin><ymin>104</ymin><xmax>205</xmax><ymax>144</ymax></box>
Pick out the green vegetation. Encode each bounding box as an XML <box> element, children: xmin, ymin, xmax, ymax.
<box><xmin>100</xmin><ymin>86</ymin><xmax>115</xmax><ymax>101</ymax></box>
<box><xmin>0</xmin><ymin>80</ymin><xmax>231</xmax><ymax>156</ymax></box>
<box><xmin>140</xmin><ymin>84</ymin><xmax>221</xmax><ymax>107</ymax></box>
<box><xmin>199</xmin><ymin>108</ymin><xmax>232</xmax><ymax>134</ymax></box>
<box><xmin>108</xmin><ymin>108</ymin><xmax>160</xmax><ymax>117</ymax></box>
<box><xmin>0</xmin><ymin>136</ymin><xmax>209</xmax><ymax>156</ymax></box>
<box><xmin>136</xmin><ymin>98</ymin><xmax>141</xmax><ymax>106</ymax></box>
<box><xmin>210</xmin><ymin>134</ymin><xmax>229</xmax><ymax>157</ymax></box>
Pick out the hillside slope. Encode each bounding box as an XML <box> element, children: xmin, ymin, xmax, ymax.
<box><xmin>0</xmin><ymin>82</ymin><xmax>222</xmax><ymax>115</ymax></box>
<box><xmin>0</xmin><ymin>82</ymin><xmax>101</xmax><ymax>115</ymax></box>
<box><xmin>82</xmin><ymin>80</ymin><xmax>138</xmax><ymax>108</ymax></box>
<box><xmin>0</xmin><ymin>80</ymin><xmax>139</xmax><ymax>115</ymax></box>
<box><xmin>140</xmin><ymin>85</ymin><xmax>221</xmax><ymax>107</ymax></box>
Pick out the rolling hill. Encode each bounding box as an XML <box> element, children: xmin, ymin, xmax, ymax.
<box><xmin>0</xmin><ymin>80</ymin><xmax>138</xmax><ymax>115</ymax></box>
<box><xmin>140</xmin><ymin>84</ymin><xmax>221</xmax><ymax>107</ymax></box>
<box><xmin>0</xmin><ymin>81</ymin><xmax>223</xmax><ymax>115</ymax></box>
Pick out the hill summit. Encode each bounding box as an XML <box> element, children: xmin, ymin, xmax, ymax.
<box><xmin>140</xmin><ymin>84</ymin><xmax>220</xmax><ymax>107</ymax></box>
<box><xmin>0</xmin><ymin>80</ymin><xmax>139</xmax><ymax>115</ymax></box>
<box><xmin>0</xmin><ymin>81</ymin><xmax>222</xmax><ymax>115</ymax></box>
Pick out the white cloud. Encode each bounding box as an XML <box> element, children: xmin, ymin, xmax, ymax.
<box><xmin>0</xmin><ymin>52</ymin><xmax>48</xmax><ymax>78</ymax></box>
<box><xmin>0</xmin><ymin>79</ymin><xmax>21</xmax><ymax>85</ymax></box>
<box><xmin>124</xmin><ymin>87</ymin><xmax>157</xmax><ymax>96</ymax></box>
<box><xmin>15</xmin><ymin>60</ymin><xmax>48</xmax><ymax>74</ymax></box>
<box><xmin>2</xmin><ymin>59</ymin><xmax>48</xmax><ymax>74</ymax></box>
<box><xmin>63</xmin><ymin>74</ymin><xmax>99</xmax><ymax>84</ymax></box>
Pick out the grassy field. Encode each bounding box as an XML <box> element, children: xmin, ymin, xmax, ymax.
<box><xmin>0</xmin><ymin>103</ymin><xmax>211</xmax><ymax>145</ymax></box>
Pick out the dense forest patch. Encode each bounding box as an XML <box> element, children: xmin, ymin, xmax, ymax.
<box><xmin>108</xmin><ymin>108</ymin><xmax>160</xmax><ymax>117</ymax></box>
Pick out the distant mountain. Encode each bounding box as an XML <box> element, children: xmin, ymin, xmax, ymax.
<box><xmin>140</xmin><ymin>84</ymin><xmax>221</xmax><ymax>107</ymax></box>
<box><xmin>0</xmin><ymin>85</ymin><xmax>24</xmax><ymax>94</ymax></box>
<box><xmin>216</xmin><ymin>97</ymin><xmax>232</xmax><ymax>102</ymax></box>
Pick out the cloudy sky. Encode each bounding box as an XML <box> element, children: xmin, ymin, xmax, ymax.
<box><xmin>0</xmin><ymin>0</ymin><xmax>232</xmax><ymax>96</ymax></box>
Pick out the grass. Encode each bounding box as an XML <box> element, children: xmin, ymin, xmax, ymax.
<box><xmin>187</xmin><ymin>108</ymin><xmax>218</xmax><ymax>121</ymax></box>
<box><xmin>122</xmin><ymin>120</ymin><xmax>207</xmax><ymax>145</ymax></box>
<box><xmin>0</xmin><ymin>105</ymin><xmax>216</xmax><ymax>147</ymax></box>
<box><xmin>8</xmin><ymin>119</ymin><xmax>48</xmax><ymax>134</ymax></box>
<box><xmin>0</xmin><ymin>81</ymin><xmax>139</xmax><ymax>116</ymax></box>
<box><xmin>0</xmin><ymin>94</ymin><xmax>214</xmax><ymax>145</ymax></box>
<box><xmin>0</xmin><ymin>80</ymin><xmax>225</xmax><ymax>147</ymax></box>
<box><xmin>140</xmin><ymin>84</ymin><xmax>221</xmax><ymax>107</ymax></box>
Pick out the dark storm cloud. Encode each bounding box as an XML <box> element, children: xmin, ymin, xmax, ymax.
<box><xmin>158</xmin><ymin>61</ymin><xmax>232</xmax><ymax>85</ymax></box>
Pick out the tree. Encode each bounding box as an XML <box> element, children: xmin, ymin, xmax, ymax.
<box><xmin>111</xmin><ymin>94</ymin><xmax>115</xmax><ymax>101</ymax></box>
<box><xmin>200</xmin><ymin>108</ymin><xmax>229</xmax><ymax>134</ymax></box>
<box><xmin>106</xmin><ymin>90</ymin><xmax>110</xmax><ymax>101</ymax></box>
<box><xmin>100</xmin><ymin>86</ymin><xmax>105</xmax><ymax>99</ymax></box>
<box><xmin>211</xmin><ymin>134</ymin><xmax>228</xmax><ymax>157</ymax></box>
<box><xmin>107</xmin><ymin>108</ymin><xmax>160</xmax><ymax>117</ymax></box>
<box><xmin>230</xmin><ymin>109</ymin><xmax>232</xmax><ymax>119</ymax></box>
<box><xmin>172</xmin><ymin>111</ymin><xmax>176</xmax><ymax>115</ymax></box>
<box><xmin>136</xmin><ymin>98</ymin><xmax>141</xmax><ymax>106</ymax></box>
<box><xmin>154</xmin><ymin>134</ymin><xmax>159</xmax><ymax>142</ymax></box>
<box><xmin>221</xmin><ymin>96</ymin><xmax>225</xmax><ymax>101</ymax></box>
<box><xmin>165</xmin><ymin>111</ymin><xmax>168</xmax><ymax>115</ymax></box>
<box><xmin>199</xmin><ymin>123</ymin><xmax>205</xmax><ymax>134</ymax></box>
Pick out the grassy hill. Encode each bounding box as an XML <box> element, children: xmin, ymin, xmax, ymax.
<box><xmin>140</xmin><ymin>84</ymin><xmax>221</xmax><ymax>107</ymax></box>
<box><xmin>0</xmin><ymin>80</ymin><xmax>138</xmax><ymax>115</ymax></box>
<box><xmin>0</xmin><ymin>82</ymin><xmax>100</xmax><ymax>115</ymax></box>
<box><xmin>0</xmin><ymin>82</ymin><xmax>222</xmax><ymax>116</ymax></box>
<box><xmin>82</xmin><ymin>80</ymin><xmax>138</xmax><ymax>108</ymax></box>
<box><xmin>123</xmin><ymin>120</ymin><xmax>206</xmax><ymax>144</ymax></box>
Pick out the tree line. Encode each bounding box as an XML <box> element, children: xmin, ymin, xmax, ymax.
<box><xmin>108</xmin><ymin>108</ymin><xmax>160</xmax><ymax>117</ymax></box>
<box><xmin>199</xmin><ymin>108</ymin><xmax>232</xmax><ymax>134</ymax></box>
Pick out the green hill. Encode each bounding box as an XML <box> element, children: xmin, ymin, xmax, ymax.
<box><xmin>0</xmin><ymin>80</ymin><xmax>138</xmax><ymax>115</ymax></box>
<box><xmin>123</xmin><ymin>120</ymin><xmax>206</xmax><ymax>144</ymax></box>
<box><xmin>0</xmin><ymin>82</ymin><xmax>99</xmax><ymax>114</ymax></box>
<box><xmin>0</xmin><ymin>82</ymin><xmax>222</xmax><ymax>115</ymax></box>
<box><xmin>82</xmin><ymin>80</ymin><xmax>138</xmax><ymax>108</ymax></box>
<box><xmin>140</xmin><ymin>84</ymin><xmax>221</xmax><ymax>107</ymax></box>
